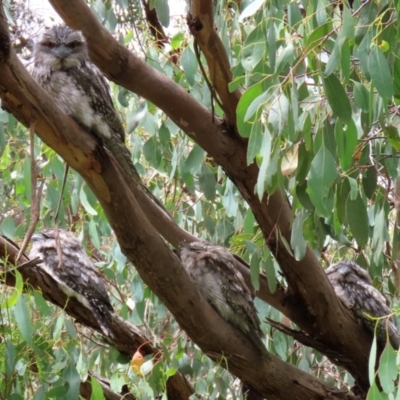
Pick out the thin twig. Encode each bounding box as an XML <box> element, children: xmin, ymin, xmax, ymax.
<box><xmin>16</xmin><ymin>120</ymin><xmax>44</xmax><ymax>261</ymax></box>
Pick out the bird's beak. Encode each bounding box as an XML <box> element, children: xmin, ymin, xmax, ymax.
<box><xmin>53</xmin><ymin>44</ymin><xmax>72</xmax><ymax>59</ymax></box>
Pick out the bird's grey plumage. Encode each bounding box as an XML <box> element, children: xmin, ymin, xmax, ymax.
<box><xmin>326</xmin><ymin>261</ymin><xmax>399</xmax><ymax>348</ymax></box>
<box><xmin>179</xmin><ymin>241</ymin><xmax>265</xmax><ymax>354</ymax></box>
<box><xmin>31</xmin><ymin>24</ymin><xmax>124</xmax><ymax>142</ymax></box>
<box><xmin>29</xmin><ymin>229</ymin><xmax>114</xmax><ymax>337</ymax></box>
<box><xmin>31</xmin><ymin>24</ymin><xmax>169</xmax><ymax>214</ymax></box>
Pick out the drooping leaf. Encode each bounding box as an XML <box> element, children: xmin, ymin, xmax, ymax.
<box><xmin>347</xmin><ymin>193</ymin><xmax>369</xmax><ymax>248</ymax></box>
<box><xmin>90</xmin><ymin>377</ymin><xmax>106</xmax><ymax>400</ymax></box>
<box><xmin>362</xmin><ymin>166</ymin><xmax>377</xmax><ymax>199</ymax></box>
<box><xmin>368</xmin><ymin>46</ymin><xmax>394</xmax><ymax>99</ymax></box>
<box><xmin>198</xmin><ymin>164</ymin><xmax>216</xmax><ymax>201</ymax></box>
<box><xmin>366</xmin><ymin>382</ymin><xmax>384</xmax><ymax>400</ymax></box>
<box><xmin>323</xmin><ymin>74</ymin><xmax>351</xmax><ymax>123</ymax></box>
<box><xmin>378</xmin><ymin>342</ymin><xmax>397</xmax><ymax>394</ymax></box>
<box><xmin>2</xmin><ymin>270</ymin><xmax>23</xmax><ymax>308</ymax></box>
<box><xmin>256</xmin><ymin>129</ymin><xmax>272</xmax><ymax>199</ymax></box>
<box><xmin>237</xmin><ymin>82</ymin><xmax>264</xmax><ymax>137</ymax></box>
<box><xmin>368</xmin><ymin>335</ymin><xmax>378</xmax><ymax>385</ymax></box>
<box><xmin>307</xmin><ymin>145</ymin><xmax>338</xmax><ymax>217</ymax></box>
<box><xmin>181</xmin><ymin>47</ymin><xmax>197</xmax><ymax>86</ymax></box>
<box><xmin>13</xmin><ymin>295</ymin><xmax>33</xmax><ymax>346</ymax></box>
<box><xmin>335</xmin><ymin>119</ymin><xmax>358</xmax><ymax>171</ymax></box>
<box><xmin>353</xmin><ymin>81</ymin><xmax>370</xmax><ymax>112</ymax></box>
<box><xmin>291</xmin><ymin>209</ymin><xmax>308</xmax><ymax>261</ymax></box>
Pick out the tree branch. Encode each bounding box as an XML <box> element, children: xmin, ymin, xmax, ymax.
<box><xmin>188</xmin><ymin>0</ymin><xmax>241</xmax><ymax>127</ymax></box>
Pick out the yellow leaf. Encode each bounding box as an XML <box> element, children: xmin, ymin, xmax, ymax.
<box><xmin>281</xmin><ymin>143</ymin><xmax>299</xmax><ymax>176</ymax></box>
<box><xmin>131</xmin><ymin>350</ymin><xmax>144</xmax><ymax>376</ymax></box>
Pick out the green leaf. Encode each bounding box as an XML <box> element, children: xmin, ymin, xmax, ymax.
<box><xmin>288</xmin><ymin>2</ymin><xmax>302</xmax><ymax>29</ymax></box>
<box><xmin>80</xmin><ymin>186</ymin><xmax>98</xmax><ymax>216</ymax></box>
<box><xmin>268</xmin><ymin>94</ymin><xmax>289</xmax><ymax>134</ymax></box>
<box><xmin>250</xmin><ymin>252</ymin><xmax>260</xmax><ymax>291</ymax></box>
<box><xmin>305</xmin><ymin>22</ymin><xmax>332</xmax><ymax>54</ymax></box>
<box><xmin>5</xmin><ymin>339</ymin><xmax>16</xmax><ymax>382</ymax></box>
<box><xmin>323</xmin><ymin>74</ymin><xmax>351</xmax><ymax>123</ymax></box>
<box><xmin>89</xmin><ymin>219</ymin><xmax>100</xmax><ymax>249</ymax></box>
<box><xmin>335</xmin><ymin>119</ymin><xmax>357</xmax><ymax>171</ymax></box>
<box><xmin>171</xmin><ymin>32</ymin><xmax>184</xmax><ymax>50</ymax></box>
<box><xmin>325</xmin><ymin>36</ymin><xmax>345</xmax><ymax>77</ymax></box>
<box><xmin>131</xmin><ymin>275</ymin><xmax>144</xmax><ymax>303</ymax></box>
<box><xmin>8</xmin><ymin>395</ymin><xmax>23</xmax><ymax>400</ymax></box>
<box><xmin>366</xmin><ymin>382</ymin><xmax>384</xmax><ymax>400</ymax></box>
<box><xmin>239</xmin><ymin>0</ymin><xmax>264</xmax><ymax>21</ymax></box>
<box><xmin>275</xmin><ymin>43</ymin><xmax>295</xmax><ymax>75</ymax></box>
<box><xmin>222</xmin><ymin>181</ymin><xmax>238</xmax><ymax>217</ymax></box>
<box><xmin>143</xmin><ymin>136</ymin><xmax>162</xmax><ymax>167</ymax></box>
<box><xmin>181</xmin><ymin>47</ymin><xmax>197</xmax><ymax>86</ymax></box>
<box><xmin>369</xmin><ymin>335</ymin><xmax>378</xmax><ymax>385</ymax></box>
<box><xmin>203</xmin><ymin>214</ymin><xmax>215</xmax><ymax>236</ymax></box>
<box><xmin>198</xmin><ymin>164</ymin><xmax>215</xmax><ymax>201</ymax></box>
<box><xmin>0</xmin><ymin>215</ymin><xmax>15</xmax><ymax>238</ymax></box>
<box><xmin>244</xmin><ymin>209</ymin><xmax>255</xmax><ymax>234</ymax></box>
<box><xmin>241</xmin><ymin>25</ymin><xmax>265</xmax><ymax>71</ymax></box>
<box><xmin>291</xmin><ymin>209</ymin><xmax>307</xmax><ymax>261</ymax></box>
<box><xmin>117</xmin><ymin>88</ymin><xmax>130</xmax><ymax>107</ymax></box>
<box><xmin>378</xmin><ymin>342</ymin><xmax>397</xmax><ymax>394</ymax></box>
<box><xmin>394</xmin><ymin>57</ymin><xmax>400</xmax><ymax>99</ymax></box>
<box><xmin>247</xmin><ymin>120</ymin><xmax>263</xmax><ymax>165</ymax></box>
<box><xmin>185</xmin><ymin>144</ymin><xmax>205</xmax><ymax>174</ymax></box>
<box><xmin>47</xmin><ymin>384</ymin><xmax>69</xmax><ymax>397</ymax></box>
<box><xmin>383</xmin><ymin>125</ymin><xmax>400</xmax><ymax>151</ymax></box>
<box><xmin>154</xmin><ymin>0</ymin><xmax>169</xmax><ymax>27</ymax></box>
<box><xmin>368</xmin><ymin>46</ymin><xmax>394</xmax><ymax>99</ymax></box>
<box><xmin>33</xmin><ymin>386</ymin><xmax>46</xmax><ymax>400</ymax></box>
<box><xmin>261</xmin><ymin>253</ymin><xmax>277</xmax><ymax>293</ymax></box>
<box><xmin>256</xmin><ymin>129</ymin><xmax>272</xmax><ymax>200</ymax></box>
<box><xmin>347</xmin><ymin>193</ymin><xmax>369</xmax><ymax>248</ymax></box>
<box><xmin>296</xmin><ymin>143</ymin><xmax>312</xmax><ymax>184</ymax></box>
<box><xmin>296</xmin><ymin>182</ymin><xmax>314</xmax><ymax>211</ymax></box>
<box><xmin>245</xmin><ymin>91</ymin><xmax>270</xmax><ymax>122</ymax></box>
<box><xmin>90</xmin><ymin>377</ymin><xmax>106</xmax><ymax>400</ymax></box>
<box><xmin>372</xmin><ymin>207</ymin><xmax>388</xmax><ymax>265</ymax></box>
<box><xmin>355</xmin><ymin>2</ymin><xmax>378</xmax><ymax>45</ymax></box>
<box><xmin>14</xmin><ymin>295</ymin><xmax>33</xmax><ymax>346</ymax></box>
<box><xmin>347</xmin><ymin>177</ymin><xmax>358</xmax><ymax>201</ymax></box>
<box><xmin>237</xmin><ymin>82</ymin><xmax>263</xmax><ymax>137</ymax></box>
<box><xmin>63</xmin><ymin>358</ymin><xmax>80</xmax><ymax>400</ymax></box>
<box><xmin>342</xmin><ymin>5</ymin><xmax>354</xmax><ymax>40</ymax></box>
<box><xmin>2</xmin><ymin>270</ymin><xmax>23</xmax><ymax>308</ymax></box>
<box><xmin>353</xmin><ymin>81</ymin><xmax>370</xmax><ymax>112</ymax></box>
<box><xmin>307</xmin><ymin>145</ymin><xmax>338</xmax><ymax>217</ymax></box>
<box><xmin>362</xmin><ymin>166</ymin><xmax>377</xmax><ymax>199</ymax></box>
<box><xmin>34</xmin><ymin>291</ymin><xmax>51</xmax><ymax>316</ymax></box>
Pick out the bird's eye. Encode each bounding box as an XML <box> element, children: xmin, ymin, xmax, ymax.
<box><xmin>67</xmin><ymin>41</ymin><xmax>81</xmax><ymax>49</ymax></box>
<box><xmin>43</xmin><ymin>41</ymin><xmax>56</xmax><ymax>49</ymax></box>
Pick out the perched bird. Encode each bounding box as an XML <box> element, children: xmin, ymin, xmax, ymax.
<box><xmin>179</xmin><ymin>241</ymin><xmax>265</xmax><ymax>354</ymax></box>
<box><xmin>29</xmin><ymin>228</ymin><xmax>114</xmax><ymax>337</ymax></box>
<box><xmin>31</xmin><ymin>24</ymin><xmax>168</xmax><ymax>212</ymax></box>
<box><xmin>31</xmin><ymin>24</ymin><xmax>125</xmax><ymax>143</ymax></box>
<box><xmin>326</xmin><ymin>260</ymin><xmax>399</xmax><ymax>348</ymax></box>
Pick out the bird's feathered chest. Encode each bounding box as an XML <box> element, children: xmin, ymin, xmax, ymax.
<box><xmin>181</xmin><ymin>250</ymin><xmax>252</xmax><ymax>322</ymax></box>
<box><xmin>32</xmin><ymin>61</ymin><xmax>124</xmax><ymax>141</ymax></box>
<box><xmin>29</xmin><ymin>239</ymin><xmax>113</xmax><ymax>312</ymax></box>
